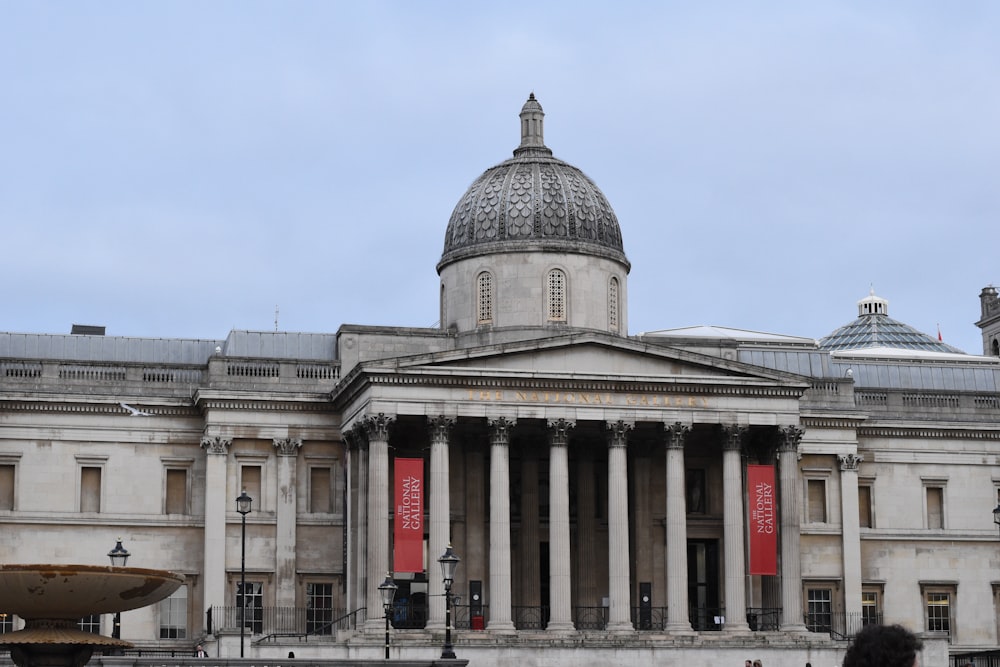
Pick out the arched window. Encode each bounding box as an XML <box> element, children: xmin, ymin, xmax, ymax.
<box><xmin>608</xmin><ymin>277</ymin><xmax>620</xmax><ymax>332</ymax></box>
<box><xmin>477</xmin><ymin>272</ymin><xmax>494</xmax><ymax>324</ymax></box>
<box><xmin>993</xmin><ymin>338</ymin><xmax>999</xmax><ymax>357</ymax></box>
<box><xmin>440</xmin><ymin>283</ymin><xmax>446</xmax><ymax>329</ymax></box>
<box><xmin>547</xmin><ymin>269</ymin><xmax>567</xmax><ymax>322</ymax></box>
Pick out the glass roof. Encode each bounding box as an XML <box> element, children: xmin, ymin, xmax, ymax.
<box><xmin>818</xmin><ymin>314</ymin><xmax>966</xmax><ymax>354</ymax></box>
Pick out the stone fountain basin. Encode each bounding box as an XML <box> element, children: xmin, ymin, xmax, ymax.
<box><xmin>0</xmin><ymin>564</ymin><xmax>185</xmax><ymax>620</ymax></box>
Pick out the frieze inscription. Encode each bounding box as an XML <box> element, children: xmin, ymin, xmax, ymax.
<box><xmin>465</xmin><ymin>389</ymin><xmax>708</xmax><ymax>408</ymax></box>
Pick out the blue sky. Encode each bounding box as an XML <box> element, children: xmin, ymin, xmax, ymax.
<box><xmin>2</xmin><ymin>2</ymin><xmax>996</xmax><ymax>354</ymax></box>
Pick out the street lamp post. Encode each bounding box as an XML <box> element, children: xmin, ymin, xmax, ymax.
<box><xmin>378</xmin><ymin>573</ymin><xmax>398</xmax><ymax>660</ymax></box>
<box><xmin>236</xmin><ymin>490</ymin><xmax>253</xmax><ymax>658</ymax></box>
<box><xmin>107</xmin><ymin>538</ymin><xmax>130</xmax><ymax>641</ymax></box>
<box><xmin>437</xmin><ymin>544</ymin><xmax>460</xmax><ymax>660</ymax></box>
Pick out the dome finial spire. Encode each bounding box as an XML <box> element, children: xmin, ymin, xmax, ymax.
<box><xmin>514</xmin><ymin>93</ymin><xmax>552</xmax><ymax>157</ymax></box>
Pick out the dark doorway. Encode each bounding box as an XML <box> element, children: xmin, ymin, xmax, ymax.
<box><xmin>687</xmin><ymin>539</ymin><xmax>721</xmax><ymax>630</ymax></box>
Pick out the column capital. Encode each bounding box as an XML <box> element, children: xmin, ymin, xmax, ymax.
<box><xmin>665</xmin><ymin>422</ymin><xmax>690</xmax><ymax>449</ymax></box>
<box><xmin>838</xmin><ymin>453</ymin><xmax>863</xmax><ymax>471</ymax></box>
<box><xmin>362</xmin><ymin>412</ymin><xmax>395</xmax><ymax>442</ymax></box>
<box><xmin>721</xmin><ymin>424</ymin><xmax>747</xmax><ymax>451</ymax></box>
<box><xmin>488</xmin><ymin>417</ymin><xmax>515</xmax><ymax>447</ymax></box>
<box><xmin>273</xmin><ymin>438</ymin><xmax>302</xmax><ymax>456</ymax></box>
<box><xmin>547</xmin><ymin>418</ymin><xmax>575</xmax><ymax>447</ymax></box>
<box><xmin>200</xmin><ymin>436</ymin><xmax>231</xmax><ymax>456</ymax></box>
<box><xmin>428</xmin><ymin>415</ymin><xmax>455</xmax><ymax>443</ymax></box>
<box><xmin>343</xmin><ymin>427</ymin><xmax>366</xmax><ymax>451</ymax></box>
<box><xmin>606</xmin><ymin>420</ymin><xmax>632</xmax><ymax>448</ymax></box>
<box><xmin>777</xmin><ymin>425</ymin><xmax>804</xmax><ymax>453</ymax></box>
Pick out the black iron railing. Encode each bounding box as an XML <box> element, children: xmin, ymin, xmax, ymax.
<box><xmin>805</xmin><ymin>611</ymin><xmax>880</xmax><ymax>640</ymax></box>
<box><xmin>689</xmin><ymin>606</ymin><xmax>725</xmax><ymax>631</ymax></box>
<box><xmin>632</xmin><ymin>606</ymin><xmax>668</xmax><ymax>631</ymax></box>
<box><xmin>746</xmin><ymin>607</ymin><xmax>781</xmax><ymax>631</ymax></box>
<box><xmin>574</xmin><ymin>606</ymin><xmax>608</xmax><ymax>630</ymax></box>
<box><xmin>512</xmin><ymin>605</ymin><xmax>548</xmax><ymax>630</ymax></box>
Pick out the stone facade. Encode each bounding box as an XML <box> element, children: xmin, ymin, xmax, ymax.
<box><xmin>0</xmin><ymin>96</ymin><xmax>996</xmax><ymax>667</ymax></box>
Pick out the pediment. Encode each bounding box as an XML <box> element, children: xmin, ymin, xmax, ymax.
<box><xmin>363</xmin><ymin>333</ymin><xmax>806</xmax><ymax>387</ymax></box>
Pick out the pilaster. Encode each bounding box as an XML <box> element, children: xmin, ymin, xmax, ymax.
<box><xmin>273</xmin><ymin>438</ymin><xmax>301</xmax><ymax>608</ymax></box>
<box><xmin>200</xmin><ymin>436</ymin><xmax>231</xmax><ymax>630</ymax></box>
<box><xmin>839</xmin><ymin>453</ymin><xmax>864</xmax><ymax>624</ymax></box>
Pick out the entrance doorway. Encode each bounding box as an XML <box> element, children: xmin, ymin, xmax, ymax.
<box><xmin>687</xmin><ymin>539</ymin><xmax>721</xmax><ymax>630</ymax></box>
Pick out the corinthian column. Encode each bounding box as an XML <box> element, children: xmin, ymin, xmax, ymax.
<box><xmin>778</xmin><ymin>425</ymin><xmax>807</xmax><ymax>631</ymax></box>
<box><xmin>487</xmin><ymin>418</ymin><xmax>516</xmax><ymax>632</ymax></box>
<box><xmin>200</xmin><ymin>436</ymin><xmax>230</xmax><ymax>632</ymax></box>
<box><xmin>363</xmin><ymin>413</ymin><xmax>394</xmax><ymax>630</ymax></box>
<box><xmin>664</xmin><ymin>422</ymin><xmax>692</xmax><ymax>633</ymax></box>
<box><xmin>547</xmin><ymin>418</ymin><xmax>575</xmax><ymax>632</ymax></box>
<box><xmin>606</xmin><ymin>420</ymin><xmax>634</xmax><ymax>633</ymax></box>
<box><xmin>428</xmin><ymin>415</ymin><xmax>454</xmax><ymax>629</ymax></box>
<box><xmin>839</xmin><ymin>453</ymin><xmax>863</xmax><ymax>631</ymax></box>
<box><xmin>721</xmin><ymin>426</ymin><xmax>749</xmax><ymax>632</ymax></box>
<box><xmin>274</xmin><ymin>438</ymin><xmax>302</xmax><ymax>608</ymax></box>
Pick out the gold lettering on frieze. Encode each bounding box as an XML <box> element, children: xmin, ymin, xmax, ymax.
<box><xmin>467</xmin><ymin>388</ymin><xmax>708</xmax><ymax>408</ymax></box>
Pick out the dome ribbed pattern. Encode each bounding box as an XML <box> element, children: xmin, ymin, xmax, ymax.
<box><xmin>819</xmin><ymin>314</ymin><xmax>965</xmax><ymax>353</ymax></box>
<box><xmin>438</xmin><ymin>95</ymin><xmax>627</xmax><ymax>271</ymax></box>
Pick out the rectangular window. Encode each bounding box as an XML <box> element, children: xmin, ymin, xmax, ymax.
<box><xmin>0</xmin><ymin>464</ymin><xmax>14</xmax><ymax>511</ymax></box>
<box><xmin>861</xmin><ymin>589</ymin><xmax>881</xmax><ymax>627</ymax></box>
<box><xmin>310</xmin><ymin>467</ymin><xmax>333</xmax><ymax>514</ymax></box>
<box><xmin>858</xmin><ymin>485</ymin><xmax>873</xmax><ymax>528</ymax></box>
<box><xmin>80</xmin><ymin>467</ymin><xmax>101</xmax><ymax>513</ymax></box>
<box><xmin>78</xmin><ymin>614</ymin><xmax>101</xmax><ymax>634</ymax></box>
<box><xmin>926</xmin><ymin>486</ymin><xmax>944</xmax><ymax>529</ymax></box>
<box><xmin>236</xmin><ymin>581</ymin><xmax>263</xmax><ymax>634</ymax></box>
<box><xmin>926</xmin><ymin>591</ymin><xmax>952</xmax><ymax>636</ymax></box>
<box><xmin>0</xmin><ymin>613</ymin><xmax>14</xmax><ymax>633</ymax></box>
<box><xmin>306</xmin><ymin>583</ymin><xmax>334</xmax><ymax>635</ymax></box>
<box><xmin>241</xmin><ymin>465</ymin><xmax>262</xmax><ymax>507</ymax></box>
<box><xmin>807</xmin><ymin>479</ymin><xmax>827</xmax><ymax>523</ymax></box>
<box><xmin>159</xmin><ymin>586</ymin><xmax>187</xmax><ymax>639</ymax></box>
<box><xmin>806</xmin><ymin>588</ymin><xmax>832</xmax><ymax>632</ymax></box>
<box><xmin>165</xmin><ymin>469</ymin><xmax>188</xmax><ymax>515</ymax></box>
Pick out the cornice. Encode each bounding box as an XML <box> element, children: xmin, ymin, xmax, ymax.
<box><xmin>0</xmin><ymin>401</ymin><xmax>199</xmax><ymax>417</ymax></box>
<box><xmin>857</xmin><ymin>425</ymin><xmax>1000</xmax><ymax>440</ymax></box>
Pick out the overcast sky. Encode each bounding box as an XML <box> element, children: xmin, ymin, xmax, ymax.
<box><xmin>2</xmin><ymin>2</ymin><xmax>996</xmax><ymax>355</ymax></box>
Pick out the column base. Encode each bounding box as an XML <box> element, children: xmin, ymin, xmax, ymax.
<box><xmin>606</xmin><ymin>621</ymin><xmax>635</xmax><ymax>634</ymax></box>
<box><xmin>664</xmin><ymin>622</ymin><xmax>696</xmax><ymax>635</ymax></box>
<box><xmin>487</xmin><ymin>622</ymin><xmax>517</xmax><ymax>634</ymax></box>
<box><xmin>781</xmin><ymin>622</ymin><xmax>810</xmax><ymax>633</ymax></box>
<box><xmin>425</xmin><ymin>620</ymin><xmax>445</xmax><ymax>631</ymax></box>
<box><xmin>545</xmin><ymin>621</ymin><xmax>576</xmax><ymax>634</ymax></box>
<box><xmin>723</xmin><ymin>622</ymin><xmax>752</xmax><ymax>634</ymax></box>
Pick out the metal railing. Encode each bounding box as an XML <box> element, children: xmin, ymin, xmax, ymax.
<box><xmin>574</xmin><ymin>606</ymin><xmax>608</xmax><ymax>630</ymax></box>
<box><xmin>209</xmin><ymin>606</ymin><xmax>353</xmax><ymax>636</ymax></box>
<box><xmin>512</xmin><ymin>605</ymin><xmax>548</xmax><ymax>630</ymax></box>
<box><xmin>632</xmin><ymin>606</ymin><xmax>668</xmax><ymax>631</ymax></box>
<box><xmin>805</xmin><ymin>611</ymin><xmax>880</xmax><ymax>640</ymax></box>
<box><xmin>746</xmin><ymin>607</ymin><xmax>781</xmax><ymax>631</ymax></box>
<box><xmin>689</xmin><ymin>606</ymin><xmax>725</xmax><ymax>631</ymax></box>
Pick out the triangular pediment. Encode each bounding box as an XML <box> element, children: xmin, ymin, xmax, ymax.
<box><xmin>358</xmin><ymin>332</ymin><xmax>807</xmax><ymax>387</ymax></box>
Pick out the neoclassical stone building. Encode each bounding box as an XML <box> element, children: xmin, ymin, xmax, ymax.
<box><xmin>1</xmin><ymin>95</ymin><xmax>998</xmax><ymax>667</ymax></box>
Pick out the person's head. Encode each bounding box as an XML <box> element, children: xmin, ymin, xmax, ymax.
<box><xmin>196</xmin><ymin>645</ymin><xmax>203</xmax><ymax>651</ymax></box>
<box><xmin>753</xmin><ymin>660</ymin><xmax>763</xmax><ymax>667</ymax></box>
<box><xmin>745</xmin><ymin>661</ymin><xmax>752</xmax><ymax>667</ymax></box>
<box><xmin>843</xmin><ymin>624</ymin><xmax>923</xmax><ymax>667</ymax></box>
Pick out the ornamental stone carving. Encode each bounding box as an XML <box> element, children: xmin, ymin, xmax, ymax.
<box><xmin>547</xmin><ymin>418</ymin><xmax>575</xmax><ymax>447</ymax></box>
<box><xmin>273</xmin><ymin>438</ymin><xmax>302</xmax><ymax>456</ymax></box>
<box><xmin>839</xmin><ymin>453</ymin><xmax>863</xmax><ymax>471</ymax></box>
<box><xmin>489</xmin><ymin>417</ymin><xmax>515</xmax><ymax>447</ymax></box>
<box><xmin>428</xmin><ymin>415</ymin><xmax>454</xmax><ymax>444</ymax></box>
<box><xmin>362</xmin><ymin>413</ymin><xmax>394</xmax><ymax>442</ymax></box>
<box><xmin>200</xmin><ymin>436</ymin><xmax>231</xmax><ymax>456</ymax></box>
<box><xmin>666</xmin><ymin>422</ymin><xmax>690</xmax><ymax>449</ymax></box>
<box><xmin>606</xmin><ymin>420</ymin><xmax>632</xmax><ymax>449</ymax></box>
<box><xmin>778</xmin><ymin>425</ymin><xmax>804</xmax><ymax>453</ymax></box>
<box><xmin>721</xmin><ymin>424</ymin><xmax>748</xmax><ymax>451</ymax></box>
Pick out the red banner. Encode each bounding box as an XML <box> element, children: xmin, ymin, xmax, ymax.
<box><xmin>747</xmin><ymin>464</ymin><xmax>777</xmax><ymax>575</ymax></box>
<box><xmin>394</xmin><ymin>458</ymin><xmax>424</xmax><ymax>573</ymax></box>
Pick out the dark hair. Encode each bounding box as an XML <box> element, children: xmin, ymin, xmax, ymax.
<box><xmin>843</xmin><ymin>624</ymin><xmax>923</xmax><ymax>667</ymax></box>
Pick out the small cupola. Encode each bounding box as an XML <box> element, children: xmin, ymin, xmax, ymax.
<box><xmin>857</xmin><ymin>288</ymin><xmax>888</xmax><ymax>317</ymax></box>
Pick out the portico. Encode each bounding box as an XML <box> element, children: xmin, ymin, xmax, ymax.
<box><xmin>336</xmin><ymin>331</ymin><xmax>811</xmax><ymax>636</ymax></box>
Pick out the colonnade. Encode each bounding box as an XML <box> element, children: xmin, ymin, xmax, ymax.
<box><xmin>346</xmin><ymin>413</ymin><xmax>812</xmax><ymax>635</ymax></box>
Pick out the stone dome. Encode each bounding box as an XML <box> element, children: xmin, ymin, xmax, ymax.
<box><xmin>438</xmin><ymin>94</ymin><xmax>629</xmax><ymax>273</ymax></box>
